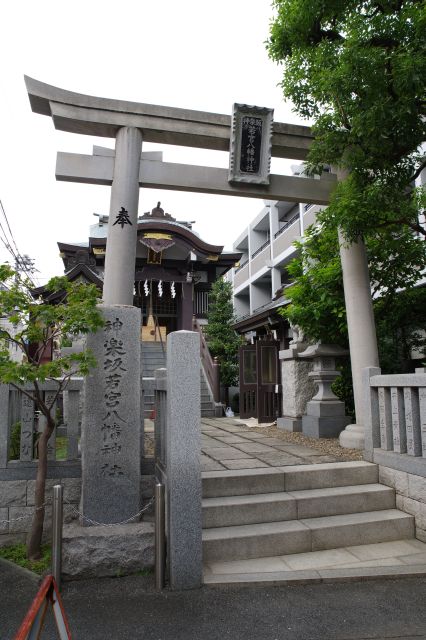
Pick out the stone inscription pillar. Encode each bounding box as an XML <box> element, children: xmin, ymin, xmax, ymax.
<box><xmin>81</xmin><ymin>305</ymin><xmax>141</xmax><ymax>525</ymax></box>
<box><xmin>103</xmin><ymin>126</ymin><xmax>142</xmax><ymax>306</ymax></box>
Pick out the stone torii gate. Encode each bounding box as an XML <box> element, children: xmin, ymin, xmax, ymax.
<box><xmin>25</xmin><ymin>76</ymin><xmax>378</xmax><ymax>460</ymax></box>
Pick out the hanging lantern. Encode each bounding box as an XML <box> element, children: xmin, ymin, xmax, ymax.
<box><xmin>144</xmin><ymin>280</ymin><xmax>149</xmax><ymax>297</ymax></box>
<box><xmin>170</xmin><ymin>282</ymin><xmax>176</xmax><ymax>299</ymax></box>
<box><xmin>158</xmin><ymin>280</ymin><xmax>163</xmax><ymax>297</ymax></box>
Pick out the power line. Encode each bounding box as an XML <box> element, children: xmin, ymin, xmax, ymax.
<box><xmin>0</xmin><ymin>199</ymin><xmax>38</xmax><ymax>286</ymax></box>
<box><xmin>0</xmin><ymin>199</ymin><xmax>20</xmax><ymax>257</ymax></box>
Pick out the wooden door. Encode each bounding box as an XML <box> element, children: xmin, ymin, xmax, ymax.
<box><xmin>256</xmin><ymin>339</ymin><xmax>281</xmax><ymax>423</ymax></box>
<box><xmin>239</xmin><ymin>345</ymin><xmax>257</xmax><ymax>419</ymax></box>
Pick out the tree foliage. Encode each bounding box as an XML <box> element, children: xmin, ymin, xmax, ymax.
<box><xmin>268</xmin><ymin>0</ymin><xmax>426</xmax><ymax>389</ymax></box>
<box><xmin>205</xmin><ymin>279</ymin><xmax>242</xmax><ymax>390</ymax></box>
<box><xmin>281</xmin><ymin>216</ymin><xmax>426</xmax><ymax>371</ymax></box>
<box><xmin>0</xmin><ymin>265</ymin><xmax>103</xmax><ymax>559</ymax></box>
<box><xmin>267</xmin><ymin>0</ymin><xmax>426</xmax><ymax>240</ymax></box>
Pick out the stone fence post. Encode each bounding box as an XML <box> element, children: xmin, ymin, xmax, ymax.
<box><xmin>0</xmin><ymin>384</ymin><xmax>8</xmax><ymax>468</ymax></box>
<box><xmin>166</xmin><ymin>331</ymin><xmax>202</xmax><ymax>590</ymax></box>
<box><xmin>362</xmin><ymin>366</ymin><xmax>381</xmax><ymax>462</ymax></box>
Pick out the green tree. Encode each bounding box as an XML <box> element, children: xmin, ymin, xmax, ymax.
<box><xmin>267</xmin><ymin>0</ymin><xmax>426</xmax><ymax>241</ymax></box>
<box><xmin>280</xmin><ymin>217</ymin><xmax>426</xmax><ymax>413</ymax></box>
<box><xmin>283</xmin><ymin>213</ymin><xmax>426</xmax><ymax>349</ymax></box>
<box><xmin>0</xmin><ymin>265</ymin><xmax>103</xmax><ymax>560</ymax></box>
<box><xmin>267</xmin><ymin>0</ymin><xmax>426</xmax><ymax>401</ymax></box>
<box><xmin>205</xmin><ymin>279</ymin><xmax>242</xmax><ymax>404</ymax></box>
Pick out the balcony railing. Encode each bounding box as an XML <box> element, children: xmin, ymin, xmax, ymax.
<box><xmin>274</xmin><ymin>213</ymin><xmax>300</xmax><ymax>239</ymax></box>
<box><xmin>235</xmin><ymin>258</ymin><xmax>249</xmax><ymax>273</ymax></box>
<box><xmin>251</xmin><ymin>240</ymin><xmax>270</xmax><ymax>259</ymax></box>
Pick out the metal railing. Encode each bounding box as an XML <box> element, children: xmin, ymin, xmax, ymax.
<box><xmin>274</xmin><ymin>213</ymin><xmax>300</xmax><ymax>239</ymax></box>
<box><xmin>192</xmin><ymin>317</ymin><xmax>220</xmax><ymax>403</ymax></box>
<box><xmin>235</xmin><ymin>258</ymin><xmax>249</xmax><ymax>273</ymax></box>
<box><xmin>251</xmin><ymin>239</ymin><xmax>270</xmax><ymax>259</ymax></box>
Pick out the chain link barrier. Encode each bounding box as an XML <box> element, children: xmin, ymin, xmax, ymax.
<box><xmin>63</xmin><ymin>496</ymin><xmax>155</xmax><ymax>528</ymax></box>
<box><xmin>0</xmin><ymin>496</ymin><xmax>155</xmax><ymax>528</ymax></box>
<box><xmin>0</xmin><ymin>502</ymin><xmax>49</xmax><ymax>525</ymax></box>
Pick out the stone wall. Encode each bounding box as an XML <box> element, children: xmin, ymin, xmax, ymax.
<box><xmin>0</xmin><ymin>475</ymin><xmax>154</xmax><ymax>548</ymax></box>
<box><xmin>0</xmin><ymin>477</ymin><xmax>81</xmax><ymax>547</ymax></box>
<box><xmin>379</xmin><ymin>466</ymin><xmax>426</xmax><ymax>543</ymax></box>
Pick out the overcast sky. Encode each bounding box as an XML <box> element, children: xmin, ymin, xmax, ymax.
<box><xmin>0</xmin><ymin>0</ymin><xmax>306</xmax><ymax>284</ymax></box>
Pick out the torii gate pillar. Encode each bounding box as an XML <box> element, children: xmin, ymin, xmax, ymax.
<box><xmin>103</xmin><ymin>127</ymin><xmax>143</xmax><ymax>305</ymax></box>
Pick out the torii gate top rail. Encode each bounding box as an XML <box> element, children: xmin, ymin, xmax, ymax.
<box><xmin>25</xmin><ymin>76</ymin><xmax>313</xmax><ymax>160</ymax></box>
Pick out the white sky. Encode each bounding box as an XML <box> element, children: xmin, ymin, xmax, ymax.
<box><xmin>0</xmin><ymin>0</ymin><xmax>306</xmax><ymax>284</ymax></box>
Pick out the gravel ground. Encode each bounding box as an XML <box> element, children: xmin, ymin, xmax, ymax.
<box><xmin>144</xmin><ymin>418</ymin><xmax>363</xmax><ymax>461</ymax></box>
<box><xmin>250</xmin><ymin>422</ymin><xmax>364</xmax><ymax>461</ymax></box>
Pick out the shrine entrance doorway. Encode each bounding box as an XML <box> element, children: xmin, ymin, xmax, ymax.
<box><xmin>136</xmin><ymin>284</ymin><xmax>178</xmax><ymax>337</ymax></box>
<box><xmin>239</xmin><ymin>337</ymin><xmax>281</xmax><ymax>422</ymax></box>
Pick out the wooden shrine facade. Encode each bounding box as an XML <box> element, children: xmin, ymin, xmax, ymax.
<box><xmin>53</xmin><ymin>203</ymin><xmax>241</xmax><ymax>336</ymax></box>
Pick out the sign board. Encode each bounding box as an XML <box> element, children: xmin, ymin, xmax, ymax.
<box><xmin>228</xmin><ymin>103</ymin><xmax>274</xmax><ymax>185</ymax></box>
<box><xmin>14</xmin><ymin>575</ymin><xmax>72</xmax><ymax>639</ymax></box>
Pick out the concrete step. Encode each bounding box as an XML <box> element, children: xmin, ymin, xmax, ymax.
<box><xmin>202</xmin><ymin>484</ymin><xmax>395</xmax><ymax>528</ymax></box>
<box><xmin>202</xmin><ymin>509</ymin><xmax>415</xmax><ymax>562</ymax></box>
<box><xmin>202</xmin><ymin>462</ymin><xmax>378</xmax><ymax>499</ymax></box>
<box><xmin>203</xmin><ymin>538</ymin><xmax>426</xmax><ymax>586</ymax></box>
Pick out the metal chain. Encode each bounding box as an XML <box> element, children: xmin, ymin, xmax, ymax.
<box><xmin>1</xmin><ymin>496</ymin><xmax>155</xmax><ymax>528</ymax></box>
<box><xmin>64</xmin><ymin>496</ymin><xmax>155</xmax><ymax>528</ymax></box>
<box><xmin>0</xmin><ymin>502</ymin><xmax>50</xmax><ymax>525</ymax></box>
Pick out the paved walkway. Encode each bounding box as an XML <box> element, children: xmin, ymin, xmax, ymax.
<box><xmin>200</xmin><ymin>417</ymin><xmax>339</xmax><ymax>472</ymax></box>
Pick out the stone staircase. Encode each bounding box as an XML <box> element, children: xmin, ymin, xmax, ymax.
<box><xmin>141</xmin><ymin>341</ymin><xmax>219</xmax><ymax>418</ymax></box>
<box><xmin>202</xmin><ymin>462</ymin><xmax>415</xmax><ymax>577</ymax></box>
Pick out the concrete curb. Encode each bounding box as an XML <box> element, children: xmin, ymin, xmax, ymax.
<box><xmin>203</xmin><ymin>563</ymin><xmax>426</xmax><ymax>587</ymax></box>
<box><xmin>0</xmin><ymin>556</ymin><xmax>42</xmax><ymax>583</ymax></box>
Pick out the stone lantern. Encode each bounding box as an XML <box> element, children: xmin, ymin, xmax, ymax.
<box><xmin>298</xmin><ymin>343</ymin><xmax>352</xmax><ymax>438</ymax></box>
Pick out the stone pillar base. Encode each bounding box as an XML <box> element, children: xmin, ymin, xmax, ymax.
<box><xmin>62</xmin><ymin>521</ymin><xmax>154</xmax><ymax>580</ymax></box>
<box><xmin>339</xmin><ymin>424</ymin><xmax>365</xmax><ymax>450</ymax></box>
<box><xmin>277</xmin><ymin>417</ymin><xmax>302</xmax><ymax>432</ymax></box>
<box><xmin>302</xmin><ymin>398</ymin><xmax>351</xmax><ymax>439</ymax></box>
<box><xmin>302</xmin><ymin>414</ymin><xmax>352</xmax><ymax>439</ymax></box>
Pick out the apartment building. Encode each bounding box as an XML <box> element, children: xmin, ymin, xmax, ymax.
<box><xmin>229</xmin><ymin>194</ymin><xmax>322</xmax><ymax>344</ymax></box>
<box><xmin>226</xmin><ymin>182</ymin><xmax>323</xmax><ymax>421</ymax></box>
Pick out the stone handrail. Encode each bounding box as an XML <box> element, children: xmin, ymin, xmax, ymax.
<box><xmin>363</xmin><ymin>366</ymin><xmax>426</xmax><ymax>475</ymax></box>
<box><xmin>192</xmin><ymin>317</ymin><xmax>220</xmax><ymax>403</ymax></box>
<box><xmin>154</xmin><ymin>368</ymin><xmax>167</xmax><ymax>472</ymax></box>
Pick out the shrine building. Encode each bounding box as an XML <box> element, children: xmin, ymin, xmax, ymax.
<box><xmin>51</xmin><ymin>202</ymin><xmax>241</xmax><ymax>338</ymax></box>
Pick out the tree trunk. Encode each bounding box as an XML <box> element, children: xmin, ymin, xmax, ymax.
<box><xmin>27</xmin><ymin>414</ymin><xmax>55</xmax><ymax>561</ymax></box>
